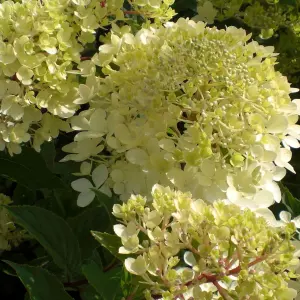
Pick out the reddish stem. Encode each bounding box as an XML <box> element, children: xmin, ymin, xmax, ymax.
<box><xmin>123</xmin><ymin>10</ymin><xmax>141</xmax><ymax>15</ymax></box>
<box><xmin>228</xmin><ymin>256</ymin><xmax>266</xmax><ymax>275</ymax></box>
<box><xmin>103</xmin><ymin>259</ymin><xmax>120</xmax><ymax>272</ymax></box>
<box><xmin>213</xmin><ymin>281</ymin><xmax>230</xmax><ymax>300</ymax></box>
<box><xmin>10</xmin><ymin>74</ymin><xmax>18</xmax><ymax>81</ymax></box>
<box><xmin>80</xmin><ymin>56</ymin><xmax>91</xmax><ymax>61</ymax></box>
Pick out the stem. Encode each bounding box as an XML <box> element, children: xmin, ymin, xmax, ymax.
<box><xmin>123</xmin><ymin>10</ymin><xmax>141</xmax><ymax>15</ymax></box>
<box><xmin>80</xmin><ymin>56</ymin><xmax>91</xmax><ymax>61</ymax></box>
<box><xmin>213</xmin><ymin>281</ymin><xmax>231</xmax><ymax>300</ymax></box>
<box><xmin>103</xmin><ymin>258</ymin><xmax>120</xmax><ymax>272</ymax></box>
<box><xmin>63</xmin><ymin>279</ymin><xmax>88</xmax><ymax>288</ymax></box>
<box><xmin>228</xmin><ymin>255</ymin><xmax>267</xmax><ymax>276</ymax></box>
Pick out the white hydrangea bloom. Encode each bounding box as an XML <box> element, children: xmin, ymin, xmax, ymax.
<box><xmin>71</xmin><ymin>164</ymin><xmax>112</xmax><ymax>207</ymax></box>
<box><xmin>111</xmin><ymin>186</ymin><xmax>299</xmax><ymax>299</ymax></box>
<box><xmin>64</xmin><ymin>18</ymin><xmax>300</xmax><ymax>210</ymax></box>
<box><xmin>0</xmin><ymin>0</ymin><xmax>175</xmax><ymax>154</ymax></box>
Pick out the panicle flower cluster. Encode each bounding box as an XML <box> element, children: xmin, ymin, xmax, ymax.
<box><xmin>124</xmin><ymin>0</ymin><xmax>176</xmax><ymax>22</ymax></box>
<box><xmin>66</xmin><ymin>18</ymin><xmax>300</xmax><ymax>210</ymax></box>
<box><xmin>196</xmin><ymin>1</ymin><xmax>300</xmax><ymax>38</ymax></box>
<box><xmin>0</xmin><ymin>0</ymin><xmax>175</xmax><ymax>154</ymax></box>
<box><xmin>0</xmin><ymin>193</ymin><xmax>25</xmax><ymax>252</ymax></box>
<box><xmin>195</xmin><ymin>1</ymin><xmax>300</xmax><ymax>86</ymax></box>
<box><xmin>112</xmin><ymin>185</ymin><xmax>299</xmax><ymax>300</ymax></box>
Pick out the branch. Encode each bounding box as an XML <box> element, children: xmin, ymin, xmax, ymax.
<box><xmin>123</xmin><ymin>10</ymin><xmax>141</xmax><ymax>15</ymax></box>
<box><xmin>212</xmin><ymin>281</ymin><xmax>231</xmax><ymax>300</ymax></box>
<box><xmin>228</xmin><ymin>255</ymin><xmax>267</xmax><ymax>276</ymax></box>
<box><xmin>63</xmin><ymin>279</ymin><xmax>88</xmax><ymax>288</ymax></box>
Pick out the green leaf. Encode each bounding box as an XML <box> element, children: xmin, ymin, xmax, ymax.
<box><xmin>4</xmin><ymin>261</ymin><xmax>73</xmax><ymax>300</ymax></box>
<box><xmin>91</xmin><ymin>232</ymin><xmax>126</xmax><ymax>261</ymax></box>
<box><xmin>280</xmin><ymin>184</ymin><xmax>300</xmax><ymax>216</ymax></box>
<box><xmin>12</xmin><ymin>184</ymin><xmax>36</xmax><ymax>206</ymax></box>
<box><xmin>80</xmin><ymin>285</ymin><xmax>102</xmax><ymax>300</ymax></box>
<box><xmin>92</xmin><ymin>189</ymin><xmax>116</xmax><ymax>227</ymax></box>
<box><xmin>0</xmin><ymin>147</ymin><xmax>64</xmax><ymax>190</ymax></box>
<box><xmin>68</xmin><ymin>207</ymin><xmax>111</xmax><ymax>260</ymax></box>
<box><xmin>40</xmin><ymin>142</ymin><xmax>56</xmax><ymax>172</ymax></box>
<box><xmin>24</xmin><ymin>292</ymin><xmax>30</xmax><ymax>300</ymax></box>
<box><xmin>172</xmin><ymin>0</ymin><xmax>197</xmax><ymax>12</ymax></box>
<box><xmin>82</xmin><ymin>259</ymin><xmax>122</xmax><ymax>300</ymax></box>
<box><xmin>5</xmin><ymin>206</ymin><xmax>81</xmax><ymax>275</ymax></box>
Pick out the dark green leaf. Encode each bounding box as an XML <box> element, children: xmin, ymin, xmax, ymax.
<box><xmin>80</xmin><ymin>285</ymin><xmax>103</xmax><ymax>300</ymax></box>
<box><xmin>82</xmin><ymin>259</ymin><xmax>122</xmax><ymax>300</ymax></box>
<box><xmin>4</xmin><ymin>261</ymin><xmax>73</xmax><ymax>300</ymax></box>
<box><xmin>91</xmin><ymin>232</ymin><xmax>126</xmax><ymax>261</ymax></box>
<box><xmin>172</xmin><ymin>0</ymin><xmax>197</xmax><ymax>12</ymax></box>
<box><xmin>68</xmin><ymin>207</ymin><xmax>111</xmax><ymax>260</ymax></box>
<box><xmin>5</xmin><ymin>206</ymin><xmax>81</xmax><ymax>275</ymax></box>
<box><xmin>12</xmin><ymin>184</ymin><xmax>36</xmax><ymax>206</ymax></box>
<box><xmin>27</xmin><ymin>256</ymin><xmax>51</xmax><ymax>268</ymax></box>
<box><xmin>24</xmin><ymin>292</ymin><xmax>30</xmax><ymax>300</ymax></box>
<box><xmin>92</xmin><ymin>189</ymin><xmax>116</xmax><ymax>227</ymax></box>
<box><xmin>40</xmin><ymin>142</ymin><xmax>56</xmax><ymax>172</ymax></box>
<box><xmin>0</xmin><ymin>147</ymin><xmax>63</xmax><ymax>190</ymax></box>
<box><xmin>280</xmin><ymin>184</ymin><xmax>300</xmax><ymax>216</ymax></box>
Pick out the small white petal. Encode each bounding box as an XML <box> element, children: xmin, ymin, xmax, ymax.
<box><xmin>184</xmin><ymin>251</ymin><xmax>197</xmax><ymax>267</ymax></box>
<box><xmin>119</xmin><ymin>246</ymin><xmax>132</xmax><ymax>254</ymax></box>
<box><xmin>279</xmin><ymin>148</ymin><xmax>292</xmax><ymax>163</ymax></box>
<box><xmin>284</xmin><ymin>136</ymin><xmax>300</xmax><ymax>148</ymax></box>
<box><xmin>126</xmin><ymin>148</ymin><xmax>148</xmax><ymax>166</ymax></box>
<box><xmin>266</xmin><ymin>115</ymin><xmax>288</xmax><ymax>133</ymax></box>
<box><xmin>90</xmin><ymin>108</ymin><xmax>107</xmax><ymax>132</ymax></box>
<box><xmin>195</xmin><ymin>173</ymin><xmax>212</xmax><ymax>187</ymax></box>
<box><xmin>113</xmin><ymin>224</ymin><xmax>126</xmax><ymax>237</ymax></box>
<box><xmin>200</xmin><ymin>159</ymin><xmax>215</xmax><ymax>178</ymax></box>
<box><xmin>92</xmin><ymin>164</ymin><xmax>108</xmax><ymax>188</ymax></box>
<box><xmin>77</xmin><ymin>191</ymin><xmax>95</xmax><ymax>207</ymax></box>
<box><xmin>285</xmin><ymin>162</ymin><xmax>296</xmax><ymax>174</ymax></box>
<box><xmin>288</xmin><ymin>124</ymin><xmax>300</xmax><ymax>136</ymax></box>
<box><xmin>99</xmin><ymin>184</ymin><xmax>112</xmax><ymax>198</ymax></box>
<box><xmin>292</xmin><ymin>216</ymin><xmax>300</xmax><ymax>228</ymax></box>
<box><xmin>71</xmin><ymin>178</ymin><xmax>93</xmax><ymax>192</ymax></box>
<box><xmin>124</xmin><ymin>256</ymin><xmax>147</xmax><ymax>275</ymax></box>
<box><xmin>279</xmin><ymin>211</ymin><xmax>292</xmax><ymax>223</ymax></box>
<box><xmin>272</xmin><ymin>167</ymin><xmax>286</xmax><ymax>181</ymax></box>
<box><xmin>80</xmin><ymin>161</ymin><xmax>92</xmax><ymax>175</ymax></box>
<box><xmin>71</xmin><ymin>116</ymin><xmax>90</xmax><ymax>130</ymax></box>
<box><xmin>253</xmin><ymin>190</ymin><xmax>274</xmax><ymax>208</ymax></box>
<box><xmin>158</xmin><ymin>138</ymin><xmax>175</xmax><ymax>152</ymax></box>
<box><xmin>113</xmin><ymin>182</ymin><xmax>125</xmax><ymax>194</ymax></box>
<box><xmin>264</xmin><ymin>182</ymin><xmax>281</xmax><ymax>203</ymax></box>
<box><xmin>255</xmin><ymin>208</ymin><xmax>282</xmax><ymax>227</ymax></box>
<box><xmin>226</xmin><ymin>187</ymin><xmax>240</xmax><ymax>203</ymax></box>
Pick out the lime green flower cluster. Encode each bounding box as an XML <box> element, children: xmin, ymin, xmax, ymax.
<box><xmin>124</xmin><ymin>0</ymin><xmax>176</xmax><ymax>22</ymax></box>
<box><xmin>0</xmin><ymin>194</ymin><xmax>25</xmax><ymax>251</ymax></box>
<box><xmin>112</xmin><ymin>185</ymin><xmax>299</xmax><ymax>300</ymax></box>
<box><xmin>195</xmin><ymin>1</ymin><xmax>300</xmax><ymax>86</ymax></box>
<box><xmin>0</xmin><ymin>0</ymin><xmax>175</xmax><ymax>154</ymax></box>
<box><xmin>196</xmin><ymin>1</ymin><xmax>298</xmax><ymax>38</ymax></box>
<box><xmin>65</xmin><ymin>18</ymin><xmax>300</xmax><ymax>211</ymax></box>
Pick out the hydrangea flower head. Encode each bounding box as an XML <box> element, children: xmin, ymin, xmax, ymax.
<box><xmin>0</xmin><ymin>0</ymin><xmax>175</xmax><ymax>154</ymax></box>
<box><xmin>112</xmin><ymin>185</ymin><xmax>299</xmax><ymax>299</ymax></box>
<box><xmin>64</xmin><ymin>18</ymin><xmax>300</xmax><ymax>209</ymax></box>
